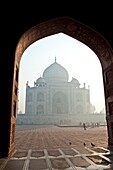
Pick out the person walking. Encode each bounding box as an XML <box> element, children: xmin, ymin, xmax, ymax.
<box><xmin>83</xmin><ymin>123</ymin><xmax>86</xmax><ymax>130</ymax></box>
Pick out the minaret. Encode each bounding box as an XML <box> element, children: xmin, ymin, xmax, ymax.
<box><xmin>55</xmin><ymin>56</ymin><xmax>56</xmax><ymax>62</ymax></box>
<box><xmin>25</xmin><ymin>81</ymin><xmax>29</xmax><ymax>114</ymax></box>
<box><xmin>83</xmin><ymin>83</ymin><xmax>86</xmax><ymax>89</ymax></box>
<box><xmin>26</xmin><ymin>81</ymin><xmax>29</xmax><ymax>89</ymax></box>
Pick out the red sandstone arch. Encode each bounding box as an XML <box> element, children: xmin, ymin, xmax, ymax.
<box><xmin>10</xmin><ymin>16</ymin><xmax>113</xmax><ymax>157</ymax></box>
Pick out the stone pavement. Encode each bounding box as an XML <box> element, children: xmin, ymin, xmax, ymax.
<box><xmin>1</xmin><ymin>125</ymin><xmax>113</xmax><ymax>170</ymax></box>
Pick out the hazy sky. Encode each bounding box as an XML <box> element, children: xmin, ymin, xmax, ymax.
<box><xmin>18</xmin><ymin>33</ymin><xmax>105</xmax><ymax>113</ymax></box>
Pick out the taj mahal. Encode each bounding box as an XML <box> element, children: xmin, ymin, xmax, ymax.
<box><xmin>16</xmin><ymin>58</ymin><xmax>106</xmax><ymax>125</ymax></box>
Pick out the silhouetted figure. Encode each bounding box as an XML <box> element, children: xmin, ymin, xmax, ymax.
<box><xmin>83</xmin><ymin>143</ymin><xmax>86</xmax><ymax>147</ymax></box>
<box><xmin>91</xmin><ymin>142</ymin><xmax>95</xmax><ymax>147</ymax></box>
<box><xmin>83</xmin><ymin>123</ymin><xmax>86</xmax><ymax>130</ymax></box>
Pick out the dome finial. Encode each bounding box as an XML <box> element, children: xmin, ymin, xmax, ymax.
<box><xmin>55</xmin><ymin>56</ymin><xmax>56</xmax><ymax>62</ymax></box>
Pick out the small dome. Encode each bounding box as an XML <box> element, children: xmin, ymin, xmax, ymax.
<box><xmin>35</xmin><ymin>77</ymin><xmax>46</xmax><ymax>86</ymax></box>
<box><xmin>43</xmin><ymin>58</ymin><xmax>69</xmax><ymax>82</ymax></box>
<box><xmin>71</xmin><ymin>77</ymin><xmax>80</xmax><ymax>87</ymax></box>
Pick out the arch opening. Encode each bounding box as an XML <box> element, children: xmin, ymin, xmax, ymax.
<box><xmin>7</xmin><ymin>16</ymin><xmax>113</xmax><ymax>158</ymax></box>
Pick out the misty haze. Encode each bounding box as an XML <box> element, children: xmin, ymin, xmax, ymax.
<box><xmin>15</xmin><ymin>33</ymin><xmax>108</xmax><ymax>169</ymax></box>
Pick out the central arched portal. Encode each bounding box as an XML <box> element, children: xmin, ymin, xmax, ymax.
<box><xmin>10</xmin><ymin>16</ymin><xmax>113</xmax><ymax>157</ymax></box>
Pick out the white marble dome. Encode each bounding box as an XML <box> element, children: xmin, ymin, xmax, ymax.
<box><xmin>43</xmin><ymin>59</ymin><xmax>69</xmax><ymax>82</ymax></box>
<box><xmin>35</xmin><ymin>77</ymin><xmax>46</xmax><ymax>86</ymax></box>
<box><xmin>71</xmin><ymin>77</ymin><xmax>80</xmax><ymax>88</ymax></box>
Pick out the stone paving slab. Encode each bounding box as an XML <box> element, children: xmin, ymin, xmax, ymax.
<box><xmin>0</xmin><ymin>125</ymin><xmax>112</xmax><ymax>169</ymax></box>
<box><xmin>1</xmin><ymin>147</ymin><xmax>113</xmax><ymax>170</ymax></box>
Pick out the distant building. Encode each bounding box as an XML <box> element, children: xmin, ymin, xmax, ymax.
<box><xmin>17</xmin><ymin>58</ymin><xmax>106</xmax><ymax>125</ymax></box>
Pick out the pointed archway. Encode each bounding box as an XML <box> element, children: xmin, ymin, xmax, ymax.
<box><xmin>6</xmin><ymin>16</ymin><xmax>113</xmax><ymax>157</ymax></box>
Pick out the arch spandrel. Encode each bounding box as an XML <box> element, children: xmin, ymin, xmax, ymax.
<box><xmin>16</xmin><ymin>17</ymin><xmax>113</xmax><ymax>69</ymax></box>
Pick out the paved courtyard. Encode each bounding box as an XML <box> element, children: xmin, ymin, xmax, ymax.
<box><xmin>15</xmin><ymin>125</ymin><xmax>108</xmax><ymax>150</ymax></box>
<box><xmin>1</xmin><ymin>125</ymin><xmax>113</xmax><ymax>170</ymax></box>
